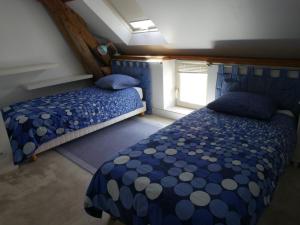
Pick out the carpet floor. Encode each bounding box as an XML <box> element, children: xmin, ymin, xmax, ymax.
<box><xmin>56</xmin><ymin>116</ymin><xmax>165</xmax><ymax>173</ymax></box>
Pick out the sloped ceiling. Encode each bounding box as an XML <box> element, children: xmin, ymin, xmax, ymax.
<box><xmin>137</xmin><ymin>0</ymin><xmax>300</xmax><ymax>47</ymax></box>
<box><xmin>109</xmin><ymin>0</ymin><xmax>147</xmax><ymax>23</ymax></box>
<box><xmin>69</xmin><ymin>0</ymin><xmax>300</xmax><ymax>58</ymax></box>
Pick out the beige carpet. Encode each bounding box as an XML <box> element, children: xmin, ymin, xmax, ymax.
<box><xmin>0</xmin><ymin>151</ymin><xmax>101</xmax><ymax>225</ymax></box>
<box><xmin>0</xmin><ymin>116</ymin><xmax>299</xmax><ymax>225</ymax></box>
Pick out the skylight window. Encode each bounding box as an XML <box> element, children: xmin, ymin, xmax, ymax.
<box><xmin>129</xmin><ymin>19</ymin><xmax>158</xmax><ymax>33</ymax></box>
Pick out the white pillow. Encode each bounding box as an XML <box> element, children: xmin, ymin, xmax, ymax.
<box><xmin>276</xmin><ymin>110</ymin><xmax>295</xmax><ymax>118</ymax></box>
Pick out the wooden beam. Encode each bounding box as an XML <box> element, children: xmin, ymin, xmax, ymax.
<box><xmin>39</xmin><ymin>0</ymin><xmax>112</xmax><ymax>80</ymax></box>
<box><xmin>114</xmin><ymin>55</ymin><xmax>300</xmax><ymax>68</ymax></box>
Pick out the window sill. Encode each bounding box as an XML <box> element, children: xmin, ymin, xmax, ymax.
<box><xmin>165</xmin><ymin>106</ymin><xmax>195</xmax><ymax>115</ymax></box>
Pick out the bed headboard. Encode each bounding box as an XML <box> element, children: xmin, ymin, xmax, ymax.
<box><xmin>111</xmin><ymin>60</ymin><xmax>152</xmax><ymax>114</ymax></box>
<box><xmin>216</xmin><ymin>64</ymin><xmax>300</xmax><ymax>116</ymax></box>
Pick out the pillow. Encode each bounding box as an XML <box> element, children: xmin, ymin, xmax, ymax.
<box><xmin>95</xmin><ymin>74</ymin><xmax>140</xmax><ymax>90</ymax></box>
<box><xmin>276</xmin><ymin>110</ymin><xmax>295</xmax><ymax>118</ymax></box>
<box><xmin>207</xmin><ymin>92</ymin><xmax>277</xmax><ymax>120</ymax></box>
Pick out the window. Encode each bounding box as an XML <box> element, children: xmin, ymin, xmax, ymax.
<box><xmin>176</xmin><ymin>61</ymin><xmax>208</xmax><ymax>109</ymax></box>
<box><xmin>129</xmin><ymin>19</ymin><xmax>158</xmax><ymax>33</ymax></box>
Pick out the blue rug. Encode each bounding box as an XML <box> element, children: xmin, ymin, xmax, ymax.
<box><xmin>56</xmin><ymin>117</ymin><xmax>164</xmax><ymax>174</ymax></box>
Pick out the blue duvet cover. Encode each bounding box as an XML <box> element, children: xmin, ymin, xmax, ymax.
<box><xmin>2</xmin><ymin>87</ymin><xmax>143</xmax><ymax>164</ymax></box>
<box><xmin>85</xmin><ymin>108</ymin><xmax>296</xmax><ymax>225</ymax></box>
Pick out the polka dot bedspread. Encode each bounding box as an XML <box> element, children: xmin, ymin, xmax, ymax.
<box><xmin>85</xmin><ymin>108</ymin><xmax>297</xmax><ymax>225</ymax></box>
<box><xmin>1</xmin><ymin>87</ymin><xmax>143</xmax><ymax>164</ymax></box>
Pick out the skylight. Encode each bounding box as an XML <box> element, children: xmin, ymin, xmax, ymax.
<box><xmin>129</xmin><ymin>19</ymin><xmax>158</xmax><ymax>33</ymax></box>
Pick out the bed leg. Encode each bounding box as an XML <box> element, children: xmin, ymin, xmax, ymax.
<box><xmin>139</xmin><ymin>112</ymin><xmax>145</xmax><ymax>117</ymax></box>
<box><xmin>31</xmin><ymin>154</ymin><xmax>38</xmax><ymax>162</ymax></box>
<box><xmin>110</xmin><ymin>216</ymin><xmax>117</xmax><ymax>221</ymax></box>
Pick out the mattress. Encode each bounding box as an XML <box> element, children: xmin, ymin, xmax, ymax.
<box><xmin>36</xmin><ymin>87</ymin><xmax>144</xmax><ymax>154</ymax></box>
<box><xmin>36</xmin><ymin>102</ymin><xmax>146</xmax><ymax>154</ymax></box>
<box><xmin>85</xmin><ymin>108</ymin><xmax>297</xmax><ymax>225</ymax></box>
<box><xmin>37</xmin><ymin>87</ymin><xmax>144</xmax><ymax>154</ymax></box>
<box><xmin>133</xmin><ymin>87</ymin><xmax>143</xmax><ymax>100</ymax></box>
<box><xmin>2</xmin><ymin>87</ymin><xmax>144</xmax><ymax>164</ymax></box>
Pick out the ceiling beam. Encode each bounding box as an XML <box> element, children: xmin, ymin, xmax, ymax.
<box><xmin>114</xmin><ymin>55</ymin><xmax>300</xmax><ymax>68</ymax></box>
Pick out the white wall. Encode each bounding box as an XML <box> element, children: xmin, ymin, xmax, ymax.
<box><xmin>129</xmin><ymin>31</ymin><xmax>167</xmax><ymax>46</ymax></box>
<box><xmin>0</xmin><ymin>0</ymin><xmax>87</xmax><ymax>107</ymax></box>
<box><xmin>68</xmin><ymin>0</ymin><xmax>166</xmax><ymax>47</ymax></box>
<box><xmin>109</xmin><ymin>0</ymin><xmax>300</xmax><ymax>47</ymax></box>
<box><xmin>109</xmin><ymin>0</ymin><xmax>147</xmax><ymax>23</ymax></box>
<box><xmin>162</xmin><ymin>60</ymin><xmax>176</xmax><ymax>109</ymax></box>
<box><xmin>68</xmin><ymin>0</ymin><xmax>131</xmax><ymax>45</ymax></box>
<box><xmin>66</xmin><ymin>0</ymin><xmax>300</xmax><ymax>58</ymax></box>
<box><xmin>149</xmin><ymin>62</ymin><xmax>164</xmax><ymax>109</ymax></box>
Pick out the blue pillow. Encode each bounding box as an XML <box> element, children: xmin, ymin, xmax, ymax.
<box><xmin>207</xmin><ymin>92</ymin><xmax>277</xmax><ymax>120</ymax></box>
<box><xmin>95</xmin><ymin>74</ymin><xmax>140</xmax><ymax>90</ymax></box>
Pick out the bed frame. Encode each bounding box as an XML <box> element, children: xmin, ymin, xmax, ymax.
<box><xmin>34</xmin><ymin>102</ymin><xmax>146</xmax><ymax>158</ymax></box>
<box><xmin>0</xmin><ymin>102</ymin><xmax>146</xmax><ymax>173</ymax></box>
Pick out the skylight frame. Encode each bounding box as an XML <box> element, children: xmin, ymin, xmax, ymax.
<box><xmin>129</xmin><ymin>19</ymin><xmax>158</xmax><ymax>33</ymax></box>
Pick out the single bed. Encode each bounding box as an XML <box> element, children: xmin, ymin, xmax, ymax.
<box><xmin>34</xmin><ymin>87</ymin><xmax>145</xmax><ymax>155</ymax></box>
<box><xmin>1</xmin><ymin>86</ymin><xmax>146</xmax><ymax>164</ymax></box>
<box><xmin>1</xmin><ymin>60</ymin><xmax>152</xmax><ymax>165</ymax></box>
<box><xmin>84</xmin><ymin>64</ymin><xmax>300</xmax><ymax>225</ymax></box>
<box><xmin>85</xmin><ymin>108</ymin><xmax>297</xmax><ymax>225</ymax></box>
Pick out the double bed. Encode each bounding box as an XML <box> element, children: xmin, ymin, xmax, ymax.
<box><xmin>84</xmin><ymin>64</ymin><xmax>300</xmax><ymax>225</ymax></box>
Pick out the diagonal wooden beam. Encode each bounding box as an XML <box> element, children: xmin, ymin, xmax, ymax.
<box><xmin>39</xmin><ymin>0</ymin><xmax>112</xmax><ymax>79</ymax></box>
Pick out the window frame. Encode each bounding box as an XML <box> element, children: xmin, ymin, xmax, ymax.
<box><xmin>175</xmin><ymin>61</ymin><xmax>208</xmax><ymax>109</ymax></box>
<box><xmin>129</xmin><ymin>19</ymin><xmax>158</xmax><ymax>33</ymax></box>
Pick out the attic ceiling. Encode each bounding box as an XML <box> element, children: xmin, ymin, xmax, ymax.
<box><xmin>67</xmin><ymin>0</ymin><xmax>300</xmax><ymax>59</ymax></box>
<box><xmin>108</xmin><ymin>0</ymin><xmax>147</xmax><ymax>23</ymax></box>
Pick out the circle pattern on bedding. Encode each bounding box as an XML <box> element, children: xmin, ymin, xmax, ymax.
<box><xmin>84</xmin><ymin>108</ymin><xmax>295</xmax><ymax>225</ymax></box>
<box><xmin>2</xmin><ymin>87</ymin><xmax>144</xmax><ymax>164</ymax></box>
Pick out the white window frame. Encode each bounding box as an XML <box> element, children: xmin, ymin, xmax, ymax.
<box><xmin>129</xmin><ymin>19</ymin><xmax>158</xmax><ymax>33</ymax></box>
<box><xmin>175</xmin><ymin>61</ymin><xmax>208</xmax><ymax>109</ymax></box>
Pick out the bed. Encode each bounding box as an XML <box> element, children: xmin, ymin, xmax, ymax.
<box><xmin>1</xmin><ymin>87</ymin><xmax>146</xmax><ymax>164</ymax></box>
<box><xmin>84</xmin><ymin>64</ymin><xmax>300</xmax><ymax>225</ymax></box>
<box><xmin>1</xmin><ymin>60</ymin><xmax>152</xmax><ymax>165</ymax></box>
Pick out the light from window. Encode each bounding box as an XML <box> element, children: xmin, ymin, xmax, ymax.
<box><xmin>129</xmin><ymin>19</ymin><xmax>158</xmax><ymax>32</ymax></box>
<box><xmin>178</xmin><ymin>73</ymin><xmax>208</xmax><ymax>107</ymax></box>
<box><xmin>176</xmin><ymin>61</ymin><xmax>208</xmax><ymax>109</ymax></box>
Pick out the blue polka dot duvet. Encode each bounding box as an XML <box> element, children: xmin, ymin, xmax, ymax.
<box><xmin>85</xmin><ymin>108</ymin><xmax>297</xmax><ymax>225</ymax></box>
<box><xmin>1</xmin><ymin>87</ymin><xmax>143</xmax><ymax>164</ymax></box>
